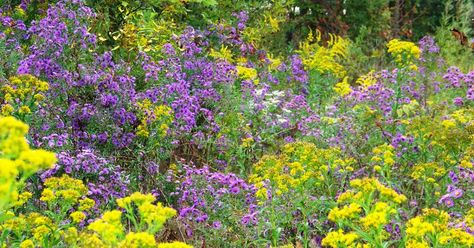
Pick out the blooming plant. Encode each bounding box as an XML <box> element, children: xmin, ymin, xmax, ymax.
<box><xmin>297</xmin><ymin>29</ymin><xmax>349</xmax><ymax>79</ymax></box>
<box><xmin>0</xmin><ymin>74</ymin><xmax>49</xmax><ymax>120</ymax></box>
<box><xmin>404</xmin><ymin>208</ymin><xmax>474</xmax><ymax>247</ymax></box>
<box><xmin>174</xmin><ymin>164</ymin><xmax>257</xmax><ymax>246</ymax></box>
<box><xmin>0</xmin><ymin>116</ymin><xmax>56</xmax><ymax>210</ymax></box>
<box><xmin>323</xmin><ymin>178</ymin><xmax>407</xmax><ymax>247</ymax></box>
<box><xmin>387</xmin><ymin>39</ymin><xmax>421</xmax><ymax>70</ymax></box>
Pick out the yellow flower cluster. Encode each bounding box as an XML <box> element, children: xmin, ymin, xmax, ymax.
<box><xmin>70</xmin><ymin>211</ymin><xmax>86</xmax><ymax>223</ymax></box>
<box><xmin>1</xmin><ymin>212</ymin><xmax>59</xmax><ymax>244</ymax></box>
<box><xmin>264</xmin><ymin>14</ymin><xmax>280</xmax><ymax>32</ymax></box>
<box><xmin>136</xmin><ymin>99</ymin><xmax>174</xmax><ymax>138</ymax></box>
<box><xmin>441</xmin><ymin>119</ymin><xmax>456</xmax><ymax>129</ymax></box>
<box><xmin>451</xmin><ymin>109</ymin><xmax>474</xmax><ymax>124</ymax></box>
<box><xmin>405</xmin><ymin>208</ymin><xmax>474</xmax><ymax>247</ymax></box>
<box><xmin>121</xmin><ymin>232</ymin><xmax>157</xmax><ymax>248</ymax></box>
<box><xmin>333</xmin><ymin>77</ymin><xmax>352</xmax><ymax>96</ymax></box>
<box><xmin>101</xmin><ymin>2</ymin><xmax>191</xmax><ymax>53</ymax></box>
<box><xmin>119</xmin><ymin>23</ymin><xmax>140</xmax><ymax>50</ymax></box>
<box><xmin>88</xmin><ymin>210</ymin><xmax>124</xmax><ymax>245</ymax></box>
<box><xmin>210</xmin><ymin>45</ymin><xmax>234</xmax><ymax>63</ymax></box>
<box><xmin>321</xmin><ymin>229</ymin><xmax>362</xmax><ymax>248</ymax></box>
<box><xmin>28</xmin><ymin>212</ymin><xmax>59</xmax><ymax>242</ymax></box>
<box><xmin>241</xmin><ymin>136</ymin><xmax>254</xmax><ymax>148</ymax></box>
<box><xmin>157</xmin><ymin>241</ymin><xmax>193</xmax><ymax>248</ymax></box>
<box><xmin>1</xmin><ymin>74</ymin><xmax>49</xmax><ymax>116</ymax></box>
<box><xmin>40</xmin><ymin>175</ymin><xmax>88</xmax><ymax>205</ymax></box>
<box><xmin>297</xmin><ymin>29</ymin><xmax>349</xmax><ymax>78</ymax></box>
<box><xmin>360</xmin><ymin>202</ymin><xmax>395</xmax><ymax>229</ymax></box>
<box><xmin>356</xmin><ymin>70</ymin><xmax>377</xmax><ymax>88</ymax></box>
<box><xmin>12</xmin><ymin>191</ymin><xmax>32</xmax><ymax>207</ymax></box>
<box><xmin>79</xmin><ymin>197</ymin><xmax>96</xmax><ymax>211</ymax></box>
<box><xmin>407</xmin><ymin>112</ymin><xmax>472</xmax><ymax>161</ymax></box>
<box><xmin>266</xmin><ymin>54</ymin><xmax>282</xmax><ymax>71</ymax></box>
<box><xmin>463</xmin><ymin>209</ymin><xmax>474</xmax><ymax>233</ymax></box>
<box><xmin>325</xmin><ymin>178</ymin><xmax>406</xmax><ymax>246</ymax></box>
<box><xmin>459</xmin><ymin>146</ymin><xmax>474</xmax><ymax>169</ymax></box>
<box><xmin>410</xmin><ymin>162</ymin><xmax>445</xmax><ymax>184</ymax></box>
<box><xmin>327</xmin><ymin>203</ymin><xmax>362</xmax><ymax>223</ymax></box>
<box><xmin>117</xmin><ymin>191</ymin><xmax>156</xmax><ymax>208</ymax></box>
<box><xmin>0</xmin><ymin>142</ymin><xmax>188</xmax><ymax>248</ymax></box>
<box><xmin>371</xmin><ymin>143</ymin><xmax>395</xmax><ymax>172</ymax></box>
<box><xmin>119</xmin><ymin>192</ymin><xmax>177</xmax><ymax>232</ymax></box>
<box><xmin>250</xmin><ymin>142</ymin><xmax>353</xmax><ymax>200</ymax></box>
<box><xmin>19</xmin><ymin>239</ymin><xmax>34</xmax><ymax>248</ymax></box>
<box><xmin>73</xmin><ymin>192</ymin><xmax>182</xmax><ymax>247</ymax></box>
<box><xmin>0</xmin><ymin>116</ymin><xmax>56</xmax><ymax>209</ymax></box>
<box><xmin>332</xmin><ymin>178</ymin><xmax>406</xmax><ymax>217</ymax></box>
<box><xmin>386</xmin><ymin>39</ymin><xmax>421</xmax><ymax>69</ymax></box>
<box><xmin>347</xmin><ymin>178</ymin><xmax>407</xmax><ymax>204</ymax></box>
<box><xmin>236</xmin><ymin>66</ymin><xmax>259</xmax><ymax>85</ymax></box>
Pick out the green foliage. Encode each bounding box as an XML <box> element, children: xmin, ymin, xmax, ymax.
<box><xmin>435</xmin><ymin>0</ymin><xmax>474</xmax><ymax>71</ymax></box>
<box><xmin>343</xmin><ymin>0</ymin><xmax>391</xmax><ymax>46</ymax></box>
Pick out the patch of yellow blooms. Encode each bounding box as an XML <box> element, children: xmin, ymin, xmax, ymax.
<box><xmin>333</xmin><ymin>76</ymin><xmax>352</xmax><ymax>96</ymax></box>
<box><xmin>371</xmin><ymin>143</ymin><xmax>395</xmax><ymax>172</ymax></box>
<box><xmin>1</xmin><ymin>74</ymin><xmax>49</xmax><ymax>116</ymax></box>
<box><xmin>210</xmin><ymin>45</ymin><xmax>234</xmax><ymax>63</ymax></box>
<box><xmin>136</xmin><ymin>99</ymin><xmax>174</xmax><ymax>138</ymax></box>
<box><xmin>386</xmin><ymin>39</ymin><xmax>421</xmax><ymax>70</ymax></box>
<box><xmin>250</xmin><ymin>142</ymin><xmax>355</xmax><ymax>201</ymax></box>
<box><xmin>323</xmin><ymin>178</ymin><xmax>407</xmax><ymax>247</ymax></box>
<box><xmin>297</xmin><ymin>29</ymin><xmax>349</xmax><ymax>78</ymax></box>
<box><xmin>236</xmin><ymin>65</ymin><xmax>259</xmax><ymax>85</ymax></box>
<box><xmin>75</xmin><ymin>192</ymin><xmax>189</xmax><ymax>248</ymax></box>
<box><xmin>0</xmin><ymin>116</ymin><xmax>56</xmax><ymax>209</ymax></box>
<box><xmin>356</xmin><ymin>70</ymin><xmax>377</xmax><ymax>88</ymax></box>
<box><xmin>406</xmin><ymin>208</ymin><xmax>474</xmax><ymax>247</ymax></box>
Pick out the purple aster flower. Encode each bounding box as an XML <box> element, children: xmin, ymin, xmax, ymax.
<box><xmin>450</xmin><ymin>189</ymin><xmax>463</xmax><ymax>199</ymax></box>
<box><xmin>453</xmin><ymin>97</ymin><xmax>464</xmax><ymax>106</ymax></box>
<box><xmin>444</xmin><ymin>198</ymin><xmax>454</xmax><ymax>208</ymax></box>
<box><xmin>196</xmin><ymin>214</ymin><xmax>208</xmax><ymax>223</ymax></box>
<box><xmin>212</xmin><ymin>221</ymin><xmax>222</xmax><ymax>229</ymax></box>
<box><xmin>449</xmin><ymin>171</ymin><xmax>459</xmax><ymax>183</ymax></box>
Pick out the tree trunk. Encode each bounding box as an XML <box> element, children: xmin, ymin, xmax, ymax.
<box><xmin>392</xmin><ymin>0</ymin><xmax>402</xmax><ymax>38</ymax></box>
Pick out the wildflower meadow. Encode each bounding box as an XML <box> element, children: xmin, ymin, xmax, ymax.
<box><xmin>0</xmin><ymin>0</ymin><xmax>473</xmax><ymax>247</ymax></box>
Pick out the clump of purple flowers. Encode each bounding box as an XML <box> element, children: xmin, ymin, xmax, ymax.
<box><xmin>442</xmin><ymin>67</ymin><xmax>474</xmax><ymax>101</ymax></box>
<box><xmin>140</xmin><ymin>29</ymin><xmax>236</xmax><ymax>137</ymax></box>
<box><xmin>172</xmin><ymin>164</ymin><xmax>257</xmax><ymax>239</ymax></box>
<box><xmin>439</xmin><ymin>167</ymin><xmax>473</xmax><ymax>208</ymax></box>
<box><xmin>418</xmin><ymin>36</ymin><xmax>440</xmax><ymax>55</ymax></box>
<box><xmin>17</xmin><ymin>0</ymin><xmax>138</xmax><ymax>149</ymax></box>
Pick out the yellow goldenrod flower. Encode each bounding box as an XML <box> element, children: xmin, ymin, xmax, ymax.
<box><xmin>88</xmin><ymin>210</ymin><xmax>124</xmax><ymax>245</ymax></box>
<box><xmin>328</xmin><ymin>203</ymin><xmax>362</xmax><ymax>222</ymax></box>
<box><xmin>0</xmin><ymin>116</ymin><xmax>56</xmax><ymax>209</ymax></box>
<box><xmin>117</xmin><ymin>192</ymin><xmax>156</xmax><ymax>209</ymax></box>
<box><xmin>387</xmin><ymin>39</ymin><xmax>421</xmax><ymax>68</ymax></box>
<box><xmin>297</xmin><ymin>29</ymin><xmax>348</xmax><ymax>78</ymax></box>
<box><xmin>157</xmin><ymin>241</ymin><xmax>194</xmax><ymax>248</ymax></box>
<box><xmin>19</xmin><ymin>239</ymin><xmax>34</xmax><ymax>248</ymax></box>
<box><xmin>120</xmin><ymin>232</ymin><xmax>157</xmax><ymax>248</ymax></box>
<box><xmin>236</xmin><ymin>66</ymin><xmax>259</xmax><ymax>85</ymax></box>
<box><xmin>79</xmin><ymin>198</ymin><xmax>96</xmax><ymax>211</ymax></box>
<box><xmin>1</xmin><ymin>104</ymin><xmax>14</xmax><ymax>116</ymax></box>
<box><xmin>333</xmin><ymin>77</ymin><xmax>352</xmax><ymax>96</ymax></box>
<box><xmin>322</xmin><ymin>229</ymin><xmax>359</xmax><ymax>248</ymax></box>
<box><xmin>70</xmin><ymin>211</ymin><xmax>86</xmax><ymax>223</ymax></box>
